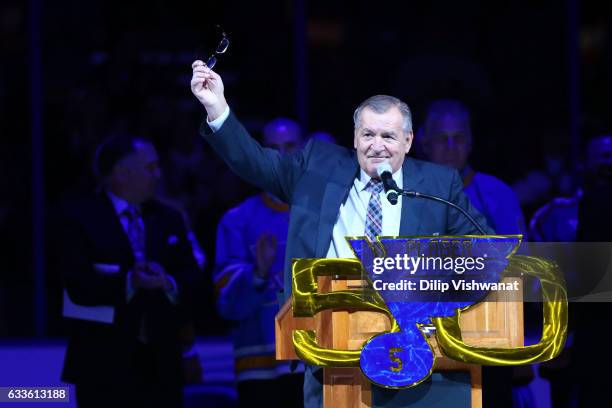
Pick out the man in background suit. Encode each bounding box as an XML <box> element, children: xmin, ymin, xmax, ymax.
<box><xmin>191</xmin><ymin>61</ymin><xmax>492</xmax><ymax>407</ymax></box>
<box><xmin>56</xmin><ymin>134</ymin><xmax>199</xmax><ymax>408</ymax></box>
<box><xmin>573</xmin><ymin>134</ymin><xmax>612</xmax><ymax>407</ymax></box>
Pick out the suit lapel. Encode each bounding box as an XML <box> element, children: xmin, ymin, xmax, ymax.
<box><xmin>141</xmin><ymin>202</ymin><xmax>161</xmax><ymax>261</ymax></box>
<box><xmin>315</xmin><ymin>153</ymin><xmax>359</xmax><ymax>257</ymax></box>
<box><xmin>400</xmin><ymin>158</ymin><xmax>426</xmax><ymax>236</ymax></box>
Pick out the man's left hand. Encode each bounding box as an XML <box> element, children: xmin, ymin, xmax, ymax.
<box><xmin>146</xmin><ymin>261</ymin><xmax>174</xmax><ymax>291</ymax></box>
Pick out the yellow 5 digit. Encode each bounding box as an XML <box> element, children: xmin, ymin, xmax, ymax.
<box><xmin>389</xmin><ymin>347</ymin><xmax>403</xmax><ymax>372</ymax></box>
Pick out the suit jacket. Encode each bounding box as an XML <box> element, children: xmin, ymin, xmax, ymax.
<box><xmin>55</xmin><ymin>193</ymin><xmax>198</xmax><ymax>386</ymax></box>
<box><xmin>201</xmin><ymin>112</ymin><xmax>493</xmax><ymax>302</ymax></box>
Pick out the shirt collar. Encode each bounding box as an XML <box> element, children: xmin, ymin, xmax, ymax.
<box><xmin>106</xmin><ymin>190</ymin><xmax>138</xmax><ymax>216</ymax></box>
<box><xmin>355</xmin><ymin>167</ymin><xmax>404</xmax><ymax>191</ymax></box>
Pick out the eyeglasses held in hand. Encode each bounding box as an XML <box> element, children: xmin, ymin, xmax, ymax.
<box><xmin>206</xmin><ymin>29</ymin><xmax>230</xmax><ymax>69</ymax></box>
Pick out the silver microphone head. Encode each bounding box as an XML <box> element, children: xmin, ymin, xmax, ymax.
<box><xmin>376</xmin><ymin>161</ymin><xmax>393</xmax><ymax>178</ymax></box>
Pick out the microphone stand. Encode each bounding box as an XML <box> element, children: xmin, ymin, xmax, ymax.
<box><xmin>399</xmin><ymin>190</ymin><xmax>487</xmax><ymax>235</ymax></box>
<box><xmin>376</xmin><ymin>167</ymin><xmax>487</xmax><ymax>235</ymax></box>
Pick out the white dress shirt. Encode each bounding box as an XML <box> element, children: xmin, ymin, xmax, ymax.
<box><xmin>326</xmin><ymin>169</ymin><xmax>403</xmax><ymax>258</ymax></box>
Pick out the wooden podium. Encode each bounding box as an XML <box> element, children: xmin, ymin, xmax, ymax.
<box><xmin>275</xmin><ymin>276</ymin><xmax>523</xmax><ymax>408</ymax></box>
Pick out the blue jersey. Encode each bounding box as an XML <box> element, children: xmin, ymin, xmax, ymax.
<box><xmin>214</xmin><ymin>193</ymin><xmax>302</xmax><ymax>382</ymax></box>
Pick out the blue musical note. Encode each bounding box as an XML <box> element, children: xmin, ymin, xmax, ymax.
<box><xmin>348</xmin><ymin>236</ymin><xmax>520</xmax><ymax>388</ymax></box>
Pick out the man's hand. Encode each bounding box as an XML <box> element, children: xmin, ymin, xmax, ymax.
<box><xmin>191</xmin><ymin>60</ymin><xmax>228</xmax><ymax>121</ymax></box>
<box><xmin>254</xmin><ymin>233</ymin><xmax>277</xmax><ymax>279</ymax></box>
<box><xmin>130</xmin><ymin>261</ymin><xmax>173</xmax><ymax>291</ymax></box>
<box><xmin>146</xmin><ymin>261</ymin><xmax>174</xmax><ymax>291</ymax></box>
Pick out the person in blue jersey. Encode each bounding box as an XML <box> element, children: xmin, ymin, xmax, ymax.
<box><xmin>420</xmin><ymin>99</ymin><xmax>526</xmax><ymax>236</ymax></box>
<box><xmin>214</xmin><ymin>117</ymin><xmax>306</xmax><ymax>408</ymax></box>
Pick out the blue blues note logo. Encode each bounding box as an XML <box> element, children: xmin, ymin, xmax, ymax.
<box><xmin>347</xmin><ymin>236</ymin><xmax>521</xmax><ymax>388</ymax></box>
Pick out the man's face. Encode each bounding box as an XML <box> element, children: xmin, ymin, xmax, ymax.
<box><xmin>354</xmin><ymin>107</ymin><xmax>413</xmax><ymax>178</ymax></box>
<box><xmin>423</xmin><ymin>114</ymin><xmax>471</xmax><ymax>170</ymax></box>
<box><xmin>116</xmin><ymin>141</ymin><xmax>161</xmax><ymax>203</ymax></box>
<box><xmin>264</xmin><ymin>126</ymin><xmax>302</xmax><ymax>155</ymax></box>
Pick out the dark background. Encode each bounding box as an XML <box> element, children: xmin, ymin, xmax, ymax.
<box><xmin>0</xmin><ymin>0</ymin><xmax>610</xmax><ymax>337</ymax></box>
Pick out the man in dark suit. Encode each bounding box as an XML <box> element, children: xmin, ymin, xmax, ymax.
<box><xmin>190</xmin><ymin>61</ymin><xmax>492</xmax><ymax>407</ymax></box>
<box><xmin>574</xmin><ymin>135</ymin><xmax>612</xmax><ymax>407</ymax></box>
<box><xmin>56</xmin><ymin>134</ymin><xmax>198</xmax><ymax>408</ymax></box>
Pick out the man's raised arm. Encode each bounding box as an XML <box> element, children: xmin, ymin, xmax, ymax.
<box><xmin>190</xmin><ymin>60</ymin><xmax>311</xmax><ymax>203</ymax></box>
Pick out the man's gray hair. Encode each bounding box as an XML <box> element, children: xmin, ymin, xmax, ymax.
<box><xmin>353</xmin><ymin>95</ymin><xmax>413</xmax><ymax>133</ymax></box>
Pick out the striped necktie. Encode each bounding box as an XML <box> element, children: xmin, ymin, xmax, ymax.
<box><xmin>123</xmin><ymin>205</ymin><xmax>146</xmax><ymax>262</ymax></box>
<box><xmin>365</xmin><ymin>179</ymin><xmax>384</xmax><ymax>242</ymax></box>
<box><xmin>123</xmin><ymin>205</ymin><xmax>149</xmax><ymax>342</ymax></box>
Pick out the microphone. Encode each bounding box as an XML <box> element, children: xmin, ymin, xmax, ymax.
<box><xmin>376</xmin><ymin>162</ymin><xmax>400</xmax><ymax>205</ymax></box>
